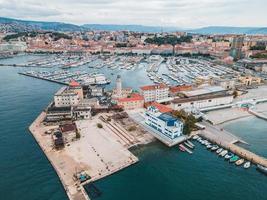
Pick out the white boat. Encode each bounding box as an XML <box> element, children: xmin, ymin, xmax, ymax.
<box><xmin>206</xmin><ymin>144</ymin><xmax>213</xmax><ymax>149</ymax></box>
<box><xmin>224</xmin><ymin>153</ymin><xmax>234</xmax><ymax>160</ymax></box>
<box><xmin>179</xmin><ymin>144</ymin><xmax>193</xmax><ymax>154</ymax></box>
<box><xmin>184</xmin><ymin>142</ymin><xmax>194</xmax><ymax>149</ymax></box>
<box><xmin>243</xmin><ymin>161</ymin><xmax>251</xmax><ymax>169</ymax></box>
<box><xmin>219</xmin><ymin>150</ymin><xmax>228</xmax><ymax>157</ymax></box>
<box><xmin>187</xmin><ymin>140</ymin><xmax>195</xmax><ymax>147</ymax></box>
<box><xmin>235</xmin><ymin>159</ymin><xmax>245</xmax><ymax>166</ymax></box>
<box><xmin>211</xmin><ymin>145</ymin><xmax>219</xmax><ymax>151</ymax></box>
<box><xmin>216</xmin><ymin>148</ymin><xmax>223</xmax><ymax>154</ymax></box>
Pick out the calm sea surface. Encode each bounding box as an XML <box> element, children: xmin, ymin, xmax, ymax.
<box><xmin>0</xmin><ymin>55</ymin><xmax>266</xmax><ymax>200</ymax></box>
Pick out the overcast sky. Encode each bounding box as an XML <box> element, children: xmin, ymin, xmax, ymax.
<box><xmin>0</xmin><ymin>0</ymin><xmax>266</xmax><ymax>28</ymax></box>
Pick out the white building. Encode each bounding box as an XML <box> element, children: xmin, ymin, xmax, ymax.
<box><xmin>54</xmin><ymin>81</ymin><xmax>83</xmax><ymax>107</ymax></box>
<box><xmin>140</xmin><ymin>84</ymin><xmax>169</xmax><ymax>103</ymax></box>
<box><xmin>171</xmin><ymin>94</ymin><xmax>234</xmax><ymax>110</ymax></box>
<box><xmin>145</xmin><ymin>106</ymin><xmax>183</xmax><ymax>140</ymax></box>
<box><xmin>0</xmin><ymin>42</ymin><xmax>27</xmax><ymax>52</ymax></box>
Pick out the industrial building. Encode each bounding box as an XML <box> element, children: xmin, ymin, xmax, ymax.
<box><xmin>170</xmin><ymin>86</ymin><xmax>234</xmax><ymax>110</ymax></box>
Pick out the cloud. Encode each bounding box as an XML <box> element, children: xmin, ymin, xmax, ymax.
<box><xmin>0</xmin><ymin>0</ymin><xmax>266</xmax><ymax>28</ymax></box>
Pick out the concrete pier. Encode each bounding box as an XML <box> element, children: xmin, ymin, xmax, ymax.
<box><xmin>199</xmin><ymin>122</ymin><xmax>267</xmax><ymax>168</ymax></box>
<box><xmin>29</xmin><ymin>112</ymin><xmax>139</xmax><ymax>200</ymax></box>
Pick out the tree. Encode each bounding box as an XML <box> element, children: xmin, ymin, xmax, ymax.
<box><xmin>172</xmin><ymin>110</ymin><xmax>197</xmax><ymax>135</ymax></box>
<box><xmin>97</xmin><ymin>123</ymin><xmax>103</xmax><ymax>128</ymax></box>
<box><xmin>76</xmin><ymin>131</ymin><xmax>81</xmax><ymax>139</ymax></box>
<box><xmin>233</xmin><ymin>90</ymin><xmax>238</xmax><ymax>98</ymax></box>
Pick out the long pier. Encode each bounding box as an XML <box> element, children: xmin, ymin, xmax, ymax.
<box><xmin>18</xmin><ymin>72</ymin><xmax>68</xmax><ymax>85</ymax></box>
<box><xmin>248</xmin><ymin>109</ymin><xmax>267</xmax><ymax>121</ymax></box>
<box><xmin>199</xmin><ymin>122</ymin><xmax>267</xmax><ymax>168</ymax></box>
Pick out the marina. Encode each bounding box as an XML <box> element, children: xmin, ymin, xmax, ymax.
<box><xmin>192</xmin><ymin>128</ymin><xmax>267</xmax><ymax>174</ymax></box>
<box><xmin>8</xmin><ymin>53</ymin><xmax>240</xmax><ymax>87</ymax></box>
<box><xmin>19</xmin><ymin>70</ymin><xmax>111</xmax><ymax>86</ymax></box>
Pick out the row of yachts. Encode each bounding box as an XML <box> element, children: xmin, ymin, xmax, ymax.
<box><xmin>192</xmin><ymin>135</ymin><xmax>267</xmax><ymax>175</ymax></box>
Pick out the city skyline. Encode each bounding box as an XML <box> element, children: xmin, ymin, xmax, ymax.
<box><xmin>0</xmin><ymin>0</ymin><xmax>266</xmax><ymax>28</ymax></box>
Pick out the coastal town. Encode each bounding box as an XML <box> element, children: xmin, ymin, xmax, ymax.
<box><xmin>1</xmin><ymin>26</ymin><xmax>267</xmax><ymax>200</ymax></box>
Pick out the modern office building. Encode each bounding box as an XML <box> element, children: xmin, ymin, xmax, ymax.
<box><xmin>145</xmin><ymin>106</ymin><xmax>183</xmax><ymax>140</ymax></box>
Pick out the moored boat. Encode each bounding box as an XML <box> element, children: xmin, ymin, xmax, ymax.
<box><xmin>257</xmin><ymin>164</ymin><xmax>267</xmax><ymax>175</ymax></box>
<box><xmin>192</xmin><ymin>135</ymin><xmax>199</xmax><ymax>140</ymax></box>
<box><xmin>243</xmin><ymin>161</ymin><xmax>251</xmax><ymax>169</ymax></box>
<box><xmin>236</xmin><ymin>159</ymin><xmax>245</xmax><ymax>166</ymax></box>
<box><xmin>211</xmin><ymin>145</ymin><xmax>219</xmax><ymax>151</ymax></box>
<box><xmin>206</xmin><ymin>144</ymin><xmax>213</xmax><ymax>149</ymax></box>
<box><xmin>184</xmin><ymin>142</ymin><xmax>194</xmax><ymax>149</ymax></box>
<box><xmin>179</xmin><ymin>145</ymin><xmax>185</xmax><ymax>152</ymax></box>
<box><xmin>230</xmin><ymin>155</ymin><xmax>239</xmax><ymax>163</ymax></box>
<box><xmin>219</xmin><ymin>150</ymin><xmax>228</xmax><ymax>157</ymax></box>
<box><xmin>216</xmin><ymin>148</ymin><xmax>223</xmax><ymax>154</ymax></box>
<box><xmin>225</xmin><ymin>152</ymin><xmax>234</xmax><ymax>160</ymax></box>
<box><xmin>187</xmin><ymin>140</ymin><xmax>195</xmax><ymax>147</ymax></box>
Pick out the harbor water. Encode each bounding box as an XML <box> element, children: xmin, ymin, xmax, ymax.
<box><xmin>0</xmin><ymin>55</ymin><xmax>266</xmax><ymax>200</ymax></box>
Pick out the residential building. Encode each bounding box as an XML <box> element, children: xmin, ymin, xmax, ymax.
<box><xmin>117</xmin><ymin>93</ymin><xmax>144</xmax><ymax>110</ymax></box>
<box><xmin>140</xmin><ymin>84</ymin><xmax>169</xmax><ymax>103</ymax></box>
<box><xmin>145</xmin><ymin>106</ymin><xmax>183</xmax><ymax>140</ymax></box>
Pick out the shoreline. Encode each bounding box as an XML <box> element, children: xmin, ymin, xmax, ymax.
<box><xmin>29</xmin><ymin>111</ymin><xmax>140</xmax><ymax>200</ymax></box>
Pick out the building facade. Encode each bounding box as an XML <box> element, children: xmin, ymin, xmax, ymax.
<box><xmin>171</xmin><ymin>94</ymin><xmax>234</xmax><ymax>110</ymax></box>
<box><xmin>145</xmin><ymin>106</ymin><xmax>183</xmax><ymax>140</ymax></box>
<box><xmin>117</xmin><ymin>93</ymin><xmax>144</xmax><ymax>110</ymax></box>
<box><xmin>140</xmin><ymin>84</ymin><xmax>169</xmax><ymax>103</ymax></box>
<box><xmin>54</xmin><ymin>81</ymin><xmax>83</xmax><ymax>107</ymax></box>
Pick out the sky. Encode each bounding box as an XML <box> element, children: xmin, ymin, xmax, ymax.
<box><xmin>0</xmin><ymin>0</ymin><xmax>266</xmax><ymax>28</ymax></box>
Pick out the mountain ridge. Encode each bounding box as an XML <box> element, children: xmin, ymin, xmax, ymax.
<box><xmin>1</xmin><ymin>17</ymin><xmax>267</xmax><ymax>34</ymax></box>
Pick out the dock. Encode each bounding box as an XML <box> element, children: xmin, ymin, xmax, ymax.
<box><xmin>19</xmin><ymin>72</ymin><xmax>67</xmax><ymax>85</ymax></box>
<box><xmin>199</xmin><ymin>122</ymin><xmax>267</xmax><ymax>168</ymax></box>
<box><xmin>29</xmin><ymin>112</ymin><xmax>139</xmax><ymax>200</ymax></box>
<box><xmin>248</xmin><ymin>108</ymin><xmax>267</xmax><ymax>121</ymax></box>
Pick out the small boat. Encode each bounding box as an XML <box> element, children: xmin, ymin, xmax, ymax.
<box><xmin>192</xmin><ymin>135</ymin><xmax>199</xmax><ymax>140</ymax></box>
<box><xmin>219</xmin><ymin>150</ymin><xmax>228</xmax><ymax>157</ymax></box>
<box><xmin>225</xmin><ymin>152</ymin><xmax>234</xmax><ymax>160</ymax></box>
<box><xmin>243</xmin><ymin>161</ymin><xmax>251</xmax><ymax>169</ymax></box>
<box><xmin>230</xmin><ymin>155</ymin><xmax>239</xmax><ymax>163</ymax></box>
<box><xmin>236</xmin><ymin>159</ymin><xmax>245</xmax><ymax>166</ymax></box>
<box><xmin>216</xmin><ymin>148</ymin><xmax>223</xmax><ymax>154</ymax></box>
<box><xmin>180</xmin><ymin>144</ymin><xmax>193</xmax><ymax>154</ymax></box>
<box><xmin>206</xmin><ymin>144</ymin><xmax>213</xmax><ymax>149</ymax></box>
<box><xmin>179</xmin><ymin>145</ymin><xmax>185</xmax><ymax>152</ymax></box>
<box><xmin>211</xmin><ymin>145</ymin><xmax>219</xmax><ymax>151</ymax></box>
<box><xmin>257</xmin><ymin>164</ymin><xmax>267</xmax><ymax>175</ymax></box>
<box><xmin>187</xmin><ymin>140</ymin><xmax>195</xmax><ymax>147</ymax></box>
<box><xmin>184</xmin><ymin>142</ymin><xmax>194</xmax><ymax>149</ymax></box>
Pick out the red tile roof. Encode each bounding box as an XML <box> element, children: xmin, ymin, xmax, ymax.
<box><xmin>140</xmin><ymin>84</ymin><xmax>168</xmax><ymax>91</ymax></box>
<box><xmin>69</xmin><ymin>80</ymin><xmax>80</xmax><ymax>87</ymax></box>
<box><xmin>170</xmin><ymin>85</ymin><xmax>192</xmax><ymax>93</ymax></box>
<box><xmin>117</xmin><ymin>93</ymin><xmax>144</xmax><ymax>103</ymax></box>
<box><xmin>149</xmin><ymin>102</ymin><xmax>172</xmax><ymax>113</ymax></box>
